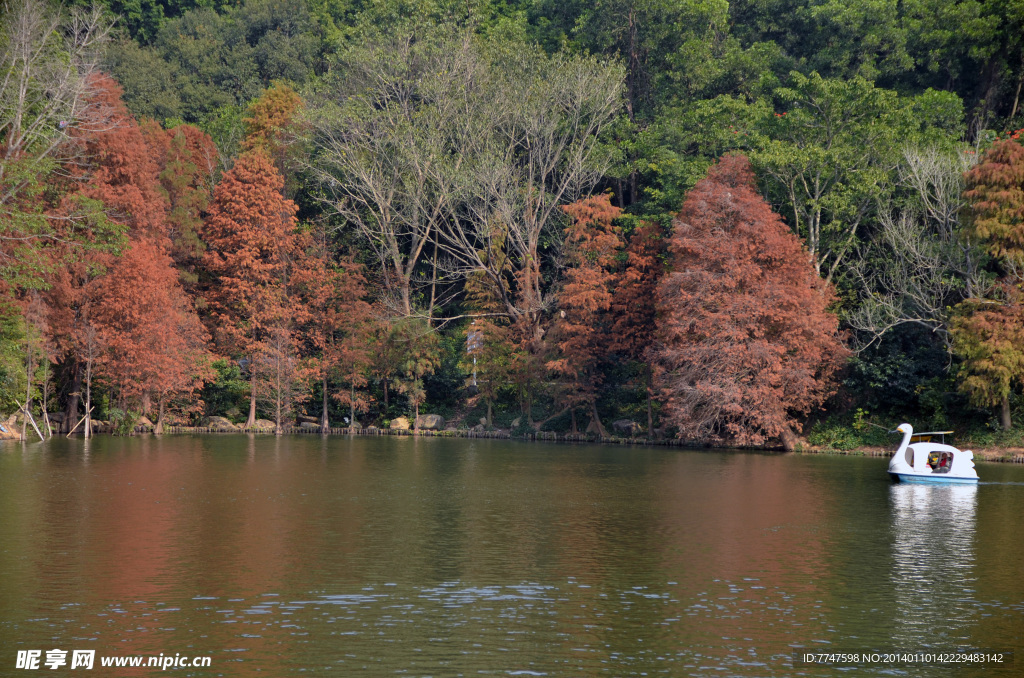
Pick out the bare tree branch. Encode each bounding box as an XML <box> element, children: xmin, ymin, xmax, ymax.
<box><xmin>849</xmin><ymin>146</ymin><xmax>985</xmax><ymax>352</ymax></box>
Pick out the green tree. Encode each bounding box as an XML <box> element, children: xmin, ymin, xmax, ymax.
<box><xmin>382</xmin><ymin>318</ymin><xmax>440</xmax><ymax>426</ymax></box>
<box><xmin>127</xmin><ymin>0</ymin><xmax>321</xmax><ymax>124</ymax></box>
<box><xmin>1</xmin><ymin>0</ymin><xmax>114</xmax><ymax>289</ymax></box>
<box><xmin>849</xmin><ymin>145</ymin><xmax>986</xmax><ymax>350</ymax></box>
<box><xmin>310</xmin><ymin>24</ymin><xmax>623</xmax><ymax>324</ymax></box>
<box><xmin>749</xmin><ymin>72</ymin><xmax>963</xmax><ymax>283</ymax></box>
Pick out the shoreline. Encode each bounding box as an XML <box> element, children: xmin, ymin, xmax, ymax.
<box><xmin>794</xmin><ymin>445</ymin><xmax>1024</xmax><ymax>464</ymax></box>
<box><xmin>25</xmin><ymin>424</ymin><xmax>1023</xmax><ymax>464</ymax></box>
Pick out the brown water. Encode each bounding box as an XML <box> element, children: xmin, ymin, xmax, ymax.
<box><xmin>0</xmin><ymin>434</ymin><xmax>1022</xmax><ymax>676</ymax></box>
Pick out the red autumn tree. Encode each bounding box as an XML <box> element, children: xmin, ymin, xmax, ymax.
<box><xmin>141</xmin><ymin>120</ymin><xmax>218</xmax><ymax>274</ymax></box>
<box><xmin>91</xmin><ymin>238</ymin><xmax>214</xmax><ymax>431</ymax></box>
<box><xmin>45</xmin><ymin>261</ymin><xmax>109</xmax><ymax>436</ymax></box>
<box><xmin>68</xmin><ymin>74</ymin><xmax>168</xmax><ymax>238</ymax></box>
<box><xmin>654</xmin><ymin>154</ymin><xmax>847</xmax><ymax>450</ymax></box>
<box><xmin>608</xmin><ymin>220</ymin><xmax>666</xmax><ymax>434</ymax></box>
<box><xmin>295</xmin><ymin>225</ymin><xmax>373</xmax><ymax>431</ymax></box>
<box><xmin>964</xmin><ymin>139</ymin><xmax>1024</xmax><ymax>264</ymax></box>
<box><xmin>45</xmin><ymin>73</ymin><xmax>165</xmax><ymax>432</ymax></box>
<box><xmin>250</xmin><ymin>305</ymin><xmax>312</xmax><ymax>434</ymax></box>
<box><xmin>546</xmin><ymin>193</ymin><xmax>622</xmax><ymax>436</ymax></box>
<box><xmin>202</xmin><ymin>148</ymin><xmax>302</xmax><ymax>429</ymax></box>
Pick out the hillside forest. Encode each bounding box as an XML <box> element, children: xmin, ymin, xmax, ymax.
<box><xmin>3</xmin><ymin>0</ymin><xmax>1024</xmax><ymax>447</ymax></box>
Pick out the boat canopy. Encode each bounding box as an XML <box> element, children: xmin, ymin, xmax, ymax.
<box><xmin>909</xmin><ymin>431</ymin><xmax>953</xmax><ymax>444</ymax></box>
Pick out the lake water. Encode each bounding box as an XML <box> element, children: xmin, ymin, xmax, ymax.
<box><xmin>1</xmin><ymin>435</ymin><xmax>1022</xmax><ymax>676</ymax></box>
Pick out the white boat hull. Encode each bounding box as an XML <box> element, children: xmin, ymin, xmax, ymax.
<box><xmin>889</xmin><ymin>472</ymin><xmax>978</xmax><ymax>485</ymax></box>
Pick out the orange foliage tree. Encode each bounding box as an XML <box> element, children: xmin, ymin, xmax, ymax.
<box><xmin>45</xmin><ymin>74</ymin><xmax>164</xmax><ymax>433</ymax></box>
<box><xmin>296</xmin><ymin>225</ymin><xmax>373</xmax><ymax>431</ymax></box>
<box><xmin>654</xmin><ymin>154</ymin><xmax>848</xmax><ymax>449</ymax></box>
<box><xmin>951</xmin><ymin>283</ymin><xmax>1024</xmax><ymax>430</ymax></box>
<box><xmin>609</xmin><ymin>220</ymin><xmax>666</xmax><ymax>433</ymax></box>
<box><xmin>67</xmin><ymin>75</ymin><xmax>167</xmax><ymax>238</ymax></box>
<box><xmin>141</xmin><ymin>120</ymin><xmax>218</xmax><ymax>276</ymax></box>
<box><xmin>241</xmin><ymin>81</ymin><xmax>305</xmax><ymax>197</ymax></box>
<box><xmin>964</xmin><ymin>139</ymin><xmax>1024</xmax><ymax>264</ymax></box>
<box><xmin>202</xmin><ymin>148</ymin><xmax>303</xmax><ymax>429</ymax></box>
<box><xmin>92</xmin><ymin>238</ymin><xmax>214</xmax><ymax>431</ymax></box>
<box><xmin>546</xmin><ymin>194</ymin><xmax>622</xmax><ymax>436</ymax></box>
<box><xmin>956</xmin><ymin>139</ymin><xmax>1024</xmax><ymax>429</ymax></box>
<box><xmin>45</xmin><ymin>78</ymin><xmax>220</xmax><ymax>432</ymax></box>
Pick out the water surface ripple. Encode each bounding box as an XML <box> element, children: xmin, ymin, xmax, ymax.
<box><xmin>1</xmin><ymin>435</ymin><xmax>1022</xmax><ymax>676</ymax></box>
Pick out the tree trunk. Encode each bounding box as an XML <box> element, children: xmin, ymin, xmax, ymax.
<box><xmin>84</xmin><ymin>359</ymin><xmax>92</xmax><ymax>439</ymax></box>
<box><xmin>275</xmin><ymin>385</ymin><xmax>282</xmax><ymax>436</ymax></box>
<box><xmin>780</xmin><ymin>425</ymin><xmax>798</xmax><ymax>452</ymax></box>
<box><xmin>350</xmin><ymin>380</ymin><xmax>356</xmax><ymax>428</ymax></box>
<box><xmin>1011</xmin><ymin>64</ymin><xmax>1023</xmax><ymax>121</ymax></box>
<box><xmin>625</xmin><ymin>5</ymin><xmax>637</xmax><ymax>123</ymax></box>
<box><xmin>400</xmin><ymin>281</ymin><xmax>412</xmax><ymax>317</ymax></box>
<box><xmin>585</xmin><ymin>401</ymin><xmax>608</xmax><ymax>438</ymax></box>
<box><xmin>646</xmin><ymin>363</ymin><xmax>654</xmax><ymax>436</ymax></box>
<box><xmin>63</xmin><ymin>362</ymin><xmax>82</xmax><ymax>434</ymax></box>
<box><xmin>321</xmin><ymin>374</ymin><xmax>329</xmax><ymax>434</ymax></box>
<box><xmin>246</xmin><ymin>367</ymin><xmax>257</xmax><ymax>428</ymax></box>
<box><xmin>155</xmin><ymin>397</ymin><xmax>165</xmax><ymax>435</ymax></box>
<box><xmin>22</xmin><ymin>345</ymin><xmax>32</xmax><ymax>441</ymax></box>
<box><xmin>486</xmin><ymin>399</ymin><xmax>492</xmax><ymax>428</ymax></box>
<box><xmin>1001</xmin><ymin>394</ymin><xmax>1012</xmax><ymax>431</ymax></box>
<box><xmin>41</xmin><ymin>363</ymin><xmax>51</xmax><ymax>437</ymax></box>
<box><xmin>427</xmin><ymin>238</ymin><xmax>438</xmax><ymax>327</ymax></box>
<box><xmin>570</xmin><ymin>408</ymin><xmax>577</xmax><ymax>434</ymax></box>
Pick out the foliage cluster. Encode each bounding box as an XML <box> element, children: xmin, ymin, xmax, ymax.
<box><xmin>3</xmin><ymin>0</ymin><xmax>1024</xmax><ymax>445</ymax></box>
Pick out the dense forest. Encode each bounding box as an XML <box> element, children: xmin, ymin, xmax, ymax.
<box><xmin>3</xmin><ymin>0</ymin><xmax>1024</xmax><ymax>447</ymax></box>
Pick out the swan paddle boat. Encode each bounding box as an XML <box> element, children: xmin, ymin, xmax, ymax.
<box><xmin>887</xmin><ymin>423</ymin><xmax>978</xmax><ymax>484</ymax></box>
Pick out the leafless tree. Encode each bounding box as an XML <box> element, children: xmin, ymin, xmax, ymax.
<box><xmin>437</xmin><ymin>46</ymin><xmax>624</xmax><ymax>329</ymax></box>
<box><xmin>308</xmin><ymin>26</ymin><xmax>623</xmax><ymax>327</ymax></box>
<box><xmin>0</xmin><ymin>0</ymin><xmax>113</xmax><ymax>222</ymax></box>
<box><xmin>849</xmin><ymin>146</ymin><xmax>985</xmax><ymax>351</ymax></box>
<box><xmin>308</xmin><ymin>28</ymin><xmax>483</xmax><ymax>317</ymax></box>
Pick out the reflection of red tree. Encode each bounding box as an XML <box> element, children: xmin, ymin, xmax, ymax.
<box><xmin>654</xmin><ymin>453</ymin><xmax>833</xmax><ymax>654</ymax></box>
<box><xmin>657</xmin><ymin>454</ymin><xmax>828</xmax><ymax>579</ymax></box>
<box><xmin>89</xmin><ymin>439</ymin><xmax>188</xmax><ymax>602</ymax></box>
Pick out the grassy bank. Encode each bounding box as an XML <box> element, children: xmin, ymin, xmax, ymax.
<box><xmin>804</xmin><ymin>417</ymin><xmax>1024</xmax><ymax>463</ymax></box>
